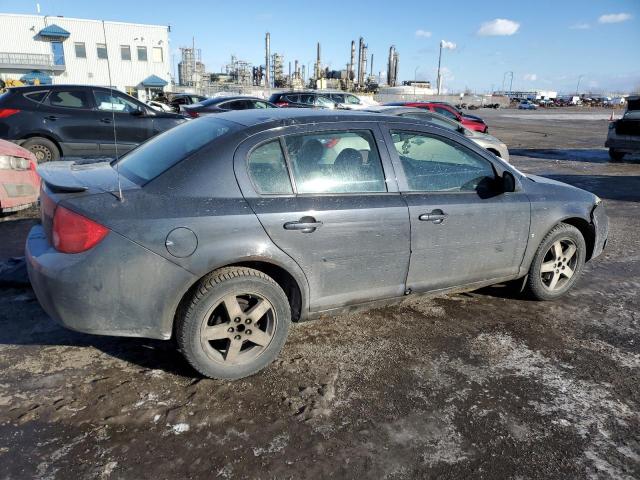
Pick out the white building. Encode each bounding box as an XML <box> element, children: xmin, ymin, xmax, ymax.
<box><xmin>0</xmin><ymin>13</ymin><xmax>171</xmax><ymax>101</ymax></box>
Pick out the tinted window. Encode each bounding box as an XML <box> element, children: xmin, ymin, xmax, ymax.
<box><xmin>96</xmin><ymin>43</ymin><xmax>108</xmax><ymax>59</ymax></box>
<box><xmin>400</xmin><ymin>112</ymin><xmax>457</xmax><ymax>131</ymax></box>
<box><xmin>433</xmin><ymin>106</ymin><xmax>457</xmax><ymax>120</ymax></box>
<box><xmin>94</xmin><ymin>90</ymin><xmax>140</xmax><ymax>112</ymax></box>
<box><xmin>137</xmin><ymin>46</ymin><xmax>147</xmax><ymax>61</ymax></box>
<box><xmin>120</xmin><ymin>45</ymin><xmax>131</xmax><ymax>61</ymax></box>
<box><xmin>220</xmin><ymin>100</ymin><xmax>248</xmax><ymax>110</ymax></box>
<box><xmin>346</xmin><ymin>95</ymin><xmax>360</xmax><ymax>105</ymax></box>
<box><xmin>315</xmin><ymin>96</ymin><xmax>334</xmax><ymax>108</ymax></box>
<box><xmin>48</xmin><ymin>90</ymin><xmax>91</xmax><ymax>109</ymax></box>
<box><xmin>284</xmin><ymin>131</ymin><xmax>386</xmax><ymax>194</ymax></box>
<box><xmin>74</xmin><ymin>42</ymin><xmax>86</xmax><ymax>58</ymax></box>
<box><xmin>253</xmin><ymin>100</ymin><xmax>272</xmax><ymax>109</ymax></box>
<box><xmin>247</xmin><ymin>140</ymin><xmax>293</xmax><ymax>194</ymax></box>
<box><xmin>390</xmin><ymin>131</ymin><xmax>494</xmax><ymax>192</ymax></box>
<box><xmin>284</xmin><ymin>94</ymin><xmax>299</xmax><ymax>103</ymax></box>
<box><xmin>115</xmin><ymin>118</ymin><xmax>232</xmax><ymax>183</ymax></box>
<box><xmin>24</xmin><ymin>90</ymin><xmax>49</xmax><ymax>103</ymax></box>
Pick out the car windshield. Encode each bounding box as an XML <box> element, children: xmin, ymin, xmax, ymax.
<box><xmin>113</xmin><ymin>118</ymin><xmax>234</xmax><ymax>184</ymax></box>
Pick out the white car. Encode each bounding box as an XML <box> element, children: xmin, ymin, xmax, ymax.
<box><xmin>146</xmin><ymin>100</ymin><xmax>174</xmax><ymax>112</ymax></box>
<box><xmin>325</xmin><ymin>92</ymin><xmax>379</xmax><ymax>110</ymax></box>
<box><xmin>518</xmin><ymin>101</ymin><xmax>538</xmax><ymax>110</ymax></box>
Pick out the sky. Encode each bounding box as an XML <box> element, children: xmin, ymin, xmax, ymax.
<box><xmin>1</xmin><ymin>0</ymin><xmax>639</xmax><ymax>93</ymax></box>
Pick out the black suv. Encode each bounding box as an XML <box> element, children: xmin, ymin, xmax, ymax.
<box><xmin>0</xmin><ymin>85</ymin><xmax>186</xmax><ymax>161</ymax></box>
<box><xmin>268</xmin><ymin>92</ymin><xmax>336</xmax><ymax>109</ymax></box>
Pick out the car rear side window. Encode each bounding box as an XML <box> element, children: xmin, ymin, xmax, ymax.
<box><xmin>24</xmin><ymin>90</ymin><xmax>49</xmax><ymax>103</ymax></box>
<box><xmin>390</xmin><ymin>130</ymin><xmax>495</xmax><ymax>192</ymax></box>
<box><xmin>48</xmin><ymin>90</ymin><xmax>91</xmax><ymax>109</ymax></box>
<box><xmin>115</xmin><ymin>118</ymin><xmax>232</xmax><ymax>184</ymax></box>
<box><xmin>284</xmin><ymin>130</ymin><xmax>386</xmax><ymax>194</ymax></box>
<box><xmin>247</xmin><ymin>140</ymin><xmax>293</xmax><ymax>194</ymax></box>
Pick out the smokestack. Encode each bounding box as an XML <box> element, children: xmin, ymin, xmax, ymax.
<box><xmin>349</xmin><ymin>40</ymin><xmax>356</xmax><ymax>89</ymax></box>
<box><xmin>265</xmin><ymin>32</ymin><xmax>271</xmax><ymax>88</ymax></box>
<box><xmin>288</xmin><ymin>61</ymin><xmax>291</xmax><ymax>86</ymax></box>
<box><xmin>370</xmin><ymin>53</ymin><xmax>374</xmax><ymax>77</ymax></box>
<box><xmin>294</xmin><ymin>59</ymin><xmax>299</xmax><ymax>80</ymax></box>
<box><xmin>357</xmin><ymin>37</ymin><xmax>364</xmax><ymax>88</ymax></box>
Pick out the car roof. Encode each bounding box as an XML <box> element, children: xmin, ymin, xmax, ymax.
<box><xmin>205</xmin><ymin>96</ymin><xmax>267</xmax><ymax>104</ymax></box>
<box><xmin>7</xmin><ymin>84</ymin><xmax>119</xmax><ymax>92</ymax></box>
<box><xmin>214</xmin><ymin>108</ymin><xmax>420</xmax><ymax>128</ymax></box>
<box><xmin>361</xmin><ymin>106</ymin><xmax>420</xmax><ymax>115</ymax></box>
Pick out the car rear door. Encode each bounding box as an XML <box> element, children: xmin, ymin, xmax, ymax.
<box><xmin>234</xmin><ymin>122</ymin><xmax>411</xmax><ymax>312</ymax></box>
<box><xmin>381</xmin><ymin>124</ymin><xmax>530</xmax><ymax>292</ymax></box>
<box><xmin>43</xmin><ymin>88</ymin><xmax>100</xmax><ymax>156</ymax></box>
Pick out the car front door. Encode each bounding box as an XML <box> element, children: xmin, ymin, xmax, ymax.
<box><xmin>234</xmin><ymin>123</ymin><xmax>411</xmax><ymax>312</ymax></box>
<box><xmin>92</xmin><ymin>89</ymin><xmax>151</xmax><ymax>155</ymax></box>
<box><xmin>383</xmin><ymin>126</ymin><xmax>530</xmax><ymax>292</ymax></box>
<box><xmin>44</xmin><ymin>88</ymin><xmax>100</xmax><ymax>156</ymax></box>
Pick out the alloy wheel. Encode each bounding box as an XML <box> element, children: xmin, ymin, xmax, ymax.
<box><xmin>199</xmin><ymin>292</ymin><xmax>277</xmax><ymax>366</ymax></box>
<box><xmin>540</xmin><ymin>238</ymin><xmax>578</xmax><ymax>291</ymax></box>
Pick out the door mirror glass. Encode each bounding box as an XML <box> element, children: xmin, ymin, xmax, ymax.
<box><xmin>501</xmin><ymin>171</ymin><xmax>516</xmax><ymax>192</ymax></box>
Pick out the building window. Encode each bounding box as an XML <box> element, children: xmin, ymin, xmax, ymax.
<box><xmin>137</xmin><ymin>46</ymin><xmax>147</xmax><ymax>61</ymax></box>
<box><xmin>152</xmin><ymin>47</ymin><xmax>163</xmax><ymax>63</ymax></box>
<box><xmin>120</xmin><ymin>45</ymin><xmax>131</xmax><ymax>61</ymax></box>
<box><xmin>74</xmin><ymin>42</ymin><xmax>86</xmax><ymax>59</ymax></box>
<box><xmin>96</xmin><ymin>43</ymin><xmax>108</xmax><ymax>59</ymax></box>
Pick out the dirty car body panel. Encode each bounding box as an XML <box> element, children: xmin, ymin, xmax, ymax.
<box><xmin>26</xmin><ymin>110</ymin><xmax>607</xmax><ymax>340</ymax></box>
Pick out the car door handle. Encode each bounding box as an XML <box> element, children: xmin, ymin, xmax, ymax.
<box><xmin>283</xmin><ymin>216</ymin><xmax>322</xmax><ymax>233</ymax></box>
<box><xmin>99</xmin><ymin>118</ymin><xmax>112</xmax><ymax>124</ymax></box>
<box><xmin>45</xmin><ymin>115</ymin><xmax>58</xmax><ymax>121</ymax></box>
<box><xmin>419</xmin><ymin>210</ymin><xmax>448</xmax><ymax>224</ymax></box>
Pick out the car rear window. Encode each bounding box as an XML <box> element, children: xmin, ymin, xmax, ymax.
<box><xmin>114</xmin><ymin>118</ymin><xmax>233</xmax><ymax>184</ymax></box>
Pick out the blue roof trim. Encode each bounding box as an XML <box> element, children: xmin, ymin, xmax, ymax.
<box><xmin>140</xmin><ymin>74</ymin><xmax>168</xmax><ymax>87</ymax></box>
<box><xmin>38</xmin><ymin>24</ymin><xmax>70</xmax><ymax>38</ymax></box>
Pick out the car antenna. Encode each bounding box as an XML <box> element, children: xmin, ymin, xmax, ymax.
<box><xmin>101</xmin><ymin>20</ymin><xmax>123</xmax><ymax>202</ymax></box>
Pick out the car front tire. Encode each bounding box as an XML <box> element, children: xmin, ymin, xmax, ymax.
<box><xmin>176</xmin><ymin>267</ymin><xmax>291</xmax><ymax>380</ymax></box>
<box><xmin>524</xmin><ymin>223</ymin><xmax>586</xmax><ymax>301</ymax></box>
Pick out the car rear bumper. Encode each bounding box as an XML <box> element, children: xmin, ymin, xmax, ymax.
<box><xmin>591</xmin><ymin>203</ymin><xmax>608</xmax><ymax>260</ymax></box>
<box><xmin>26</xmin><ymin>224</ymin><xmax>195</xmax><ymax>340</ymax></box>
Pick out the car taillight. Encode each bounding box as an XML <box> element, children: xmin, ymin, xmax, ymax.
<box><xmin>0</xmin><ymin>108</ymin><xmax>20</xmax><ymax>118</ymax></box>
<box><xmin>52</xmin><ymin>206</ymin><xmax>109</xmax><ymax>254</ymax></box>
<box><xmin>186</xmin><ymin>110</ymin><xmax>199</xmax><ymax>118</ymax></box>
<box><xmin>275</xmin><ymin>101</ymin><xmax>288</xmax><ymax>107</ymax></box>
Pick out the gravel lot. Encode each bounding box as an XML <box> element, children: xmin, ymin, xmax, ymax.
<box><xmin>1</xmin><ymin>108</ymin><xmax>638</xmax><ymax>479</ymax></box>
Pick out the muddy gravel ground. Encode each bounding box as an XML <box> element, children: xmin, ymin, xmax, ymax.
<box><xmin>1</xmin><ymin>108</ymin><xmax>639</xmax><ymax>479</ymax></box>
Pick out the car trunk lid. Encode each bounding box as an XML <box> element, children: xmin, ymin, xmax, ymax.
<box><xmin>37</xmin><ymin>161</ymin><xmax>138</xmax><ymax>243</ymax></box>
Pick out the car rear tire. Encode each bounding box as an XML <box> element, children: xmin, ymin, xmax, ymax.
<box><xmin>21</xmin><ymin>137</ymin><xmax>60</xmax><ymax>163</ymax></box>
<box><xmin>176</xmin><ymin>267</ymin><xmax>291</xmax><ymax>379</ymax></box>
<box><xmin>524</xmin><ymin>223</ymin><xmax>586</xmax><ymax>301</ymax></box>
<box><xmin>608</xmin><ymin>148</ymin><xmax>625</xmax><ymax>162</ymax></box>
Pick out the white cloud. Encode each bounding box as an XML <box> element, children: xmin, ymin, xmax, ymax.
<box><xmin>415</xmin><ymin>29</ymin><xmax>432</xmax><ymax>38</ymax></box>
<box><xmin>440</xmin><ymin>40</ymin><xmax>456</xmax><ymax>50</ymax></box>
<box><xmin>477</xmin><ymin>18</ymin><xmax>520</xmax><ymax>36</ymax></box>
<box><xmin>598</xmin><ymin>13</ymin><xmax>632</xmax><ymax>24</ymax></box>
<box><xmin>569</xmin><ymin>23</ymin><xmax>591</xmax><ymax>30</ymax></box>
<box><xmin>523</xmin><ymin>73</ymin><xmax>537</xmax><ymax>81</ymax></box>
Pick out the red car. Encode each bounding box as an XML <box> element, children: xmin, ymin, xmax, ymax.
<box><xmin>0</xmin><ymin>139</ymin><xmax>40</xmax><ymax>213</ymax></box>
<box><xmin>386</xmin><ymin>102</ymin><xmax>488</xmax><ymax>133</ymax></box>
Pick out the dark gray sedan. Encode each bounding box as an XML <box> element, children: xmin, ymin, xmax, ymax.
<box><xmin>26</xmin><ymin>110</ymin><xmax>608</xmax><ymax>379</ymax></box>
<box><xmin>182</xmin><ymin>96</ymin><xmax>276</xmax><ymax>118</ymax></box>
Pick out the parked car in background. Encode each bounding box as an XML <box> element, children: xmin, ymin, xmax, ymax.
<box><xmin>27</xmin><ymin>109</ymin><xmax>607</xmax><ymax>380</ymax></box>
<box><xmin>182</xmin><ymin>96</ymin><xmax>276</xmax><ymax>118</ymax></box>
<box><xmin>268</xmin><ymin>92</ymin><xmax>337</xmax><ymax>109</ymax></box>
<box><xmin>146</xmin><ymin>100</ymin><xmax>174</xmax><ymax>113</ymax></box>
<box><xmin>363</xmin><ymin>106</ymin><xmax>509</xmax><ymax>161</ymax></box>
<box><xmin>0</xmin><ymin>139</ymin><xmax>39</xmax><ymax>213</ymax></box>
<box><xmin>323</xmin><ymin>92</ymin><xmax>375</xmax><ymax>110</ymax></box>
<box><xmin>518</xmin><ymin>100</ymin><xmax>538</xmax><ymax>110</ymax></box>
<box><xmin>385</xmin><ymin>101</ymin><xmax>489</xmax><ymax>133</ymax></box>
<box><xmin>606</xmin><ymin>95</ymin><xmax>640</xmax><ymax>161</ymax></box>
<box><xmin>0</xmin><ymin>85</ymin><xmax>186</xmax><ymax>161</ymax></box>
<box><xmin>168</xmin><ymin>93</ymin><xmax>207</xmax><ymax>113</ymax></box>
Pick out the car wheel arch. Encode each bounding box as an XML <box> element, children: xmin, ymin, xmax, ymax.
<box><xmin>20</xmin><ymin>133</ymin><xmax>63</xmax><ymax>157</ymax></box>
<box><xmin>559</xmin><ymin>216</ymin><xmax>595</xmax><ymax>261</ymax></box>
<box><xmin>171</xmin><ymin>258</ymin><xmax>308</xmax><ymax>340</ymax></box>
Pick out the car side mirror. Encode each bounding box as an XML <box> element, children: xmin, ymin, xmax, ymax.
<box><xmin>501</xmin><ymin>171</ymin><xmax>516</xmax><ymax>193</ymax></box>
